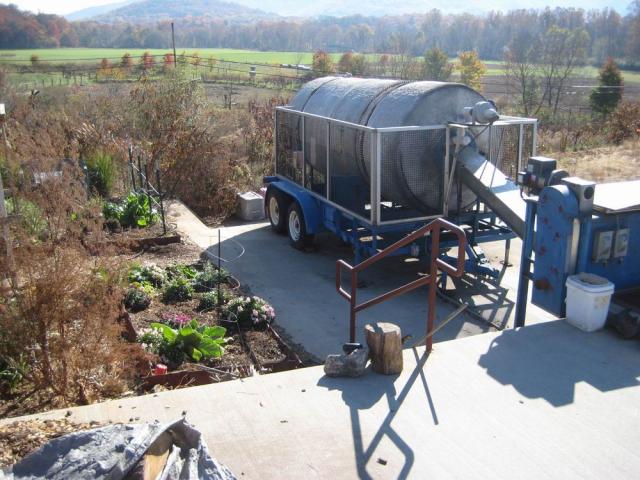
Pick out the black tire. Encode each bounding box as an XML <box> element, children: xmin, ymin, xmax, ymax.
<box><xmin>287</xmin><ymin>202</ymin><xmax>315</xmax><ymax>250</ymax></box>
<box><xmin>265</xmin><ymin>188</ymin><xmax>287</xmax><ymax>234</ymax></box>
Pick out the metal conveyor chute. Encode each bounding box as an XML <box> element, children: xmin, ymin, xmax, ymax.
<box><xmin>457</xmin><ymin>149</ymin><xmax>527</xmax><ymax>239</ymax></box>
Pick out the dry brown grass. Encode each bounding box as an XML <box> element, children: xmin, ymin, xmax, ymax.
<box><xmin>554</xmin><ymin>138</ymin><xmax>640</xmax><ymax>183</ymax></box>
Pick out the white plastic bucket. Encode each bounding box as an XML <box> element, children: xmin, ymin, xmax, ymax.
<box><xmin>565</xmin><ymin>273</ymin><xmax>614</xmax><ymax>332</ymax></box>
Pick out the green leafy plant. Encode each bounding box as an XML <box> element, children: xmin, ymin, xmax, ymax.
<box><xmin>103</xmin><ymin>192</ymin><xmax>158</xmax><ymax>229</ymax></box>
<box><xmin>137</xmin><ymin>328</ymin><xmax>164</xmax><ymax>355</ymax></box>
<box><xmin>166</xmin><ymin>263</ymin><xmax>198</xmax><ymax>281</ymax></box>
<box><xmin>0</xmin><ymin>356</ymin><xmax>28</xmax><ymax>394</ymax></box>
<box><xmin>163</xmin><ymin>277</ymin><xmax>194</xmax><ymax>303</ymax></box>
<box><xmin>4</xmin><ymin>198</ymin><xmax>47</xmax><ymax>238</ymax></box>
<box><xmin>198</xmin><ymin>290</ymin><xmax>227</xmax><ymax>311</ymax></box>
<box><xmin>224</xmin><ymin>296</ymin><xmax>275</xmax><ymax>328</ymax></box>
<box><xmin>124</xmin><ymin>287</ymin><xmax>151</xmax><ymax>312</ymax></box>
<box><xmin>128</xmin><ymin>264</ymin><xmax>165</xmax><ymax>288</ymax></box>
<box><xmin>86</xmin><ymin>151</ymin><xmax>117</xmax><ymax>197</ymax></box>
<box><xmin>194</xmin><ymin>262</ymin><xmax>230</xmax><ymax>292</ymax></box>
<box><xmin>149</xmin><ymin>319</ymin><xmax>227</xmax><ymax>363</ymax></box>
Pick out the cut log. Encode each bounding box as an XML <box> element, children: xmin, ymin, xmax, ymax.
<box><xmin>365</xmin><ymin>322</ymin><xmax>403</xmax><ymax>375</ymax></box>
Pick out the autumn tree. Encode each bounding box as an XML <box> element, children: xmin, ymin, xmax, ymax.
<box><xmin>422</xmin><ymin>47</ymin><xmax>452</xmax><ymax>81</ymax></box>
<box><xmin>140</xmin><ymin>51</ymin><xmax>154</xmax><ymax>71</ymax></box>
<box><xmin>338</xmin><ymin>52</ymin><xmax>354</xmax><ymax>73</ymax></box>
<box><xmin>338</xmin><ymin>52</ymin><xmax>368</xmax><ymax>76</ymax></box>
<box><xmin>98</xmin><ymin>58</ymin><xmax>111</xmax><ymax>79</ymax></box>
<box><xmin>377</xmin><ymin>54</ymin><xmax>390</xmax><ymax>76</ymax></box>
<box><xmin>312</xmin><ymin>50</ymin><xmax>335</xmax><ymax>74</ymax></box>
<box><xmin>590</xmin><ymin>57</ymin><xmax>623</xmax><ymax>116</ymax></box>
<box><xmin>120</xmin><ymin>52</ymin><xmax>133</xmax><ymax>72</ymax></box>
<box><xmin>457</xmin><ymin>50</ymin><xmax>486</xmax><ymax>91</ymax></box>
<box><xmin>190</xmin><ymin>52</ymin><xmax>201</xmax><ymax>67</ymax></box>
<box><xmin>163</xmin><ymin>53</ymin><xmax>175</xmax><ymax>71</ymax></box>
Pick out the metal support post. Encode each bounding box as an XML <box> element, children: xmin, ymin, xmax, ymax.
<box><xmin>514</xmin><ymin>199</ymin><xmax>537</xmax><ymax>327</ymax></box>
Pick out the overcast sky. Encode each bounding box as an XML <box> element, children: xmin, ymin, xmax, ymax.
<box><xmin>10</xmin><ymin>0</ymin><xmax>113</xmax><ymax>14</ymax></box>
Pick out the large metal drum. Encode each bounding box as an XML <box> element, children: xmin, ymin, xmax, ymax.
<box><xmin>289</xmin><ymin>76</ymin><xmax>485</xmax><ymax>213</ymax></box>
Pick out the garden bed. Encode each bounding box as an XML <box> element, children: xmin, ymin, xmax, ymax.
<box><xmin>122</xmin><ymin>252</ymin><xmax>301</xmax><ymax>393</ymax></box>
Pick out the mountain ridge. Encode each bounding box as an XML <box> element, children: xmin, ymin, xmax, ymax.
<box><xmin>66</xmin><ymin>0</ymin><xmax>631</xmax><ymax>21</ymax></box>
<box><xmin>73</xmin><ymin>0</ymin><xmax>278</xmax><ymax>24</ymax></box>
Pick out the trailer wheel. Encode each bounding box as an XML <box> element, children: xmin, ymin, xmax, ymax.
<box><xmin>266</xmin><ymin>189</ymin><xmax>287</xmax><ymax>234</ymax></box>
<box><xmin>287</xmin><ymin>202</ymin><xmax>314</xmax><ymax>250</ymax></box>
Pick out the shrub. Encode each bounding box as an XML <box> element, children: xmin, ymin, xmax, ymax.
<box><xmin>124</xmin><ymin>287</ymin><xmax>151</xmax><ymax>312</ymax></box>
<box><xmin>85</xmin><ymin>151</ymin><xmax>117</xmax><ymax>198</ymax></box>
<box><xmin>224</xmin><ymin>296</ymin><xmax>275</xmax><ymax>328</ymax></box>
<box><xmin>606</xmin><ymin>101</ymin><xmax>640</xmax><ymax>144</ymax></box>
<box><xmin>0</xmin><ymin>247</ymin><xmax>140</xmax><ymax>407</ymax></box>
<box><xmin>163</xmin><ymin>277</ymin><xmax>194</xmax><ymax>303</ymax></box>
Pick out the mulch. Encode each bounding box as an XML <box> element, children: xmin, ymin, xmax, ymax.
<box><xmin>0</xmin><ymin>418</ymin><xmax>103</xmax><ymax>468</ymax></box>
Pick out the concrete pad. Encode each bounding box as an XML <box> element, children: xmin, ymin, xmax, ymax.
<box><xmin>166</xmin><ymin>201</ymin><xmax>494</xmax><ymax>360</ymax></box>
<box><xmin>6</xmin><ymin>321</ymin><xmax>639</xmax><ymax>479</ymax></box>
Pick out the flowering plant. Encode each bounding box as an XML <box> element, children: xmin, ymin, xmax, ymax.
<box><xmin>224</xmin><ymin>296</ymin><xmax>275</xmax><ymax>328</ymax></box>
<box><xmin>161</xmin><ymin>312</ymin><xmax>192</xmax><ymax>328</ymax></box>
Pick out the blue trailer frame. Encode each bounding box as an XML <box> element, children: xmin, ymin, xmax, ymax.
<box><xmin>267</xmin><ymin>107</ymin><xmax>535</xmax><ymax>277</ymax></box>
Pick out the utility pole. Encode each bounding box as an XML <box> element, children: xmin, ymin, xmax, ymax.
<box><xmin>171</xmin><ymin>22</ymin><xmax>177</xmax><ymax>68</ymax></box>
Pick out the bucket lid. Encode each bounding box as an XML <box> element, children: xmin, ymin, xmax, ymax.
<box><xmin>566</xmin><ymin>272</ymin><xmax>615</xmax><ymax>293</ymax></box>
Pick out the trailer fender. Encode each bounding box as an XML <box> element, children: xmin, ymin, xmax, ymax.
<box><xmin>267</xmin><ymin>181</ymin><xmax>322</xmax><ymax>234</ymax></box>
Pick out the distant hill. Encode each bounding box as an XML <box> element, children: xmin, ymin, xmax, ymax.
<box><xmin>90</xmin><ymin>0</ymin><xmax>278</xmax><ymax>24</ymax></box>
<box><xmin>232</xmin><ymin>0</ymin><xmax>631</xmax><ymax>16</ymax></box>
<box><xmin>66</xmin><ymin>1</ymin><xmax>136</xmax><ymax>21</ymax></box>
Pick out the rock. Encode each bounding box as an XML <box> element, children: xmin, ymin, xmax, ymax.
<box><xmin>324</xmin><ymin>347</ymin><xmax>369</xmax><ymax>377</ymax></box>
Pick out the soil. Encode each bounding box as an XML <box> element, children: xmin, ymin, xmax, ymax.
<box><xmin>0</xmin><ymin>418</ymin><xmax>103</xmax><ymax>468</ymax></box>
<box><xmin>243</xmin><ymin>330</ymin><xmax>286</xmax><ymax>366</ymax></box>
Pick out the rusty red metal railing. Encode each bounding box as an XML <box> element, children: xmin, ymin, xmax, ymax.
<box><xmin>336</xmin><ymin>218</ymin><xmax>466</xmax><ymax>352</ymax></box>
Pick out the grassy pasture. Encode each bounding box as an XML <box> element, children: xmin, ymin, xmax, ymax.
<box><xmin>2</xmin><ymin>48</ymin><xmax>639</xmax><ymax>86</ymax></box>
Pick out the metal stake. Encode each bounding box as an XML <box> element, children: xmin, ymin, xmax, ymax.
<box><xmin>155</xmin><ymin>168</ymin><xmax>166</xmax><ymax>235</ymax></box>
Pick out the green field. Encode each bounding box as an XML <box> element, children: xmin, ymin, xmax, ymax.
<box><xmin>1</xmin><ymin>48</ymin><xmax>639</xmax><ymax>84</ymax></box>
<box><xmin>0</xmin><ymin>48</ymin><xmax>335</xmax><ymax>65</ymax></box>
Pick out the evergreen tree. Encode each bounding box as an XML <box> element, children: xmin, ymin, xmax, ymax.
<box><xmin>589</xmin><ymin>57</ymin><xmax>623</xmax><ymax>116</ymax></box>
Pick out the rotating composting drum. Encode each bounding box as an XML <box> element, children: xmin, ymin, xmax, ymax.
<box><xmin>288</xmin><ymin>76</ymin><xmax>487</xmax><ymax>215</ymax></box>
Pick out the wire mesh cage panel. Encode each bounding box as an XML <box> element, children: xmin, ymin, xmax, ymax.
<box><xmin>328</xmin><ymin>122</ymin><xmax>371</xmax><ymax>220</ymax></box>
<box><xmin>521</xmin><ymin>123</ymin><xmax>536</xmax><ymax>170</ymax></box>
<box><xmin>490</xmin><ymin>124</ymin><xmax>521</xmax><ymax>178</ymax></box>
<box><xmin>378</xmin><ymin>128</ymin><xmax>447</xmax><ymax>223</ymax></box>
<box><xmin>303</xmin><ymin>116</ymin><xmax>328</xmax><ymax>198</ymax></box>
<box><xmin>275</xmin><ymin>109</ymin><xmax>303</xmax><ymax>185</ymax></box>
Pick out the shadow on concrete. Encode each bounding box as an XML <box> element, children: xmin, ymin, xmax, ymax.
<box><xmin>317</xmin><ymin>349</ymin><xmax>435</xmax><ymax>480</ymax></box>
<box><xmin>478</xmin><ymin>321</ymin><xmax>640</xmax><ymax>407</ymax></box>
<box><xmin>447</xmin><ymin>274</ymin><xmax>514</xmax><ymax>329</ymax></box>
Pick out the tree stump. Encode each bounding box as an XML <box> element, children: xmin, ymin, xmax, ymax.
<box><xmin>365</xmin><ymin>322</ymin><xmax>403</xmax><ymax>375</ymax></box>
